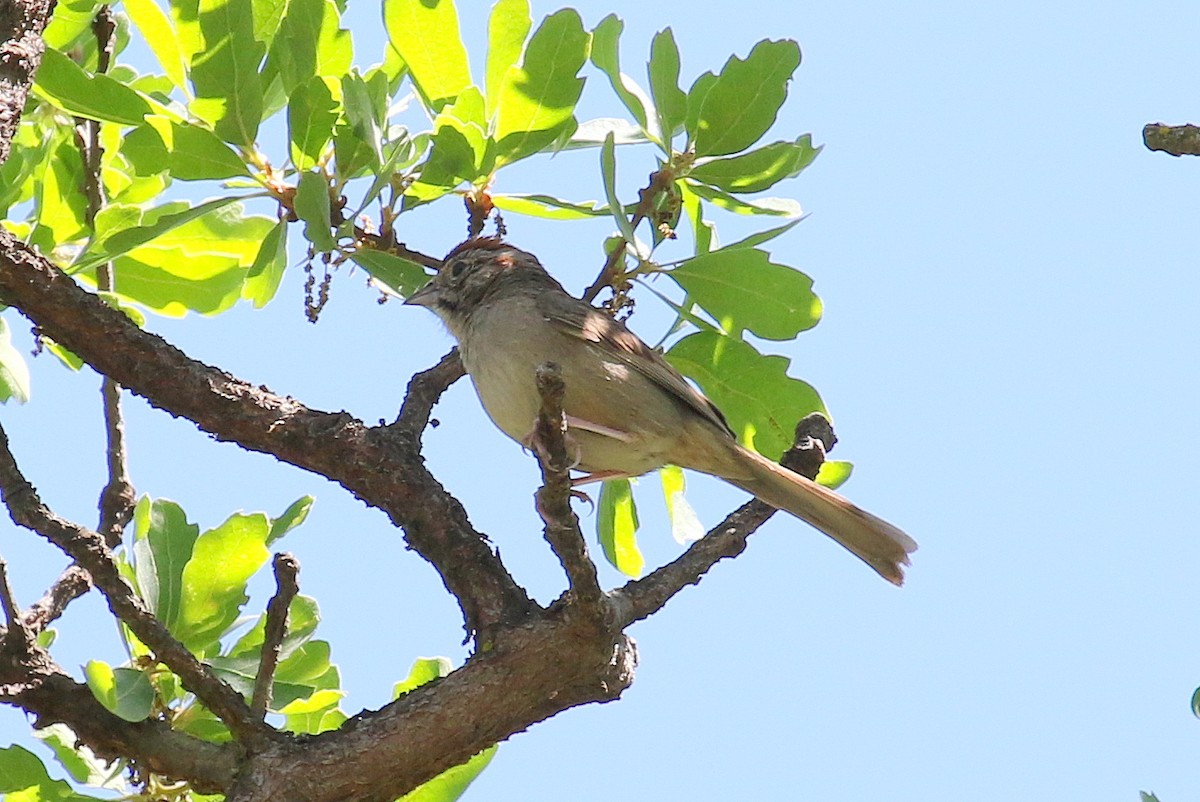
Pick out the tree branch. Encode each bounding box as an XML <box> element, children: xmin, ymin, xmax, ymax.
<box><xmin>0</xmin><ymin>0</ymin><xmax>54</xmax><ymax>163</ymax></box>
<box><xmin>1143</xmin><ymin>122</ymin><xmax>1200</xmax><ymax>156</ymax></box>
<box><xmin>1</xmin><ymin>658</ymin><xmax>238</xmax><ymax>791</ymax></box>
<box><xmin>251</xmin><ymin>553</ymin><xmax>299</xmax><ymax>719</ymax></box>
<box><xmin>0</xmin><ymin>231</ymin><xmax>535</xmax><ymax>637</ymax></box>
<box><xmin>20</xmin><ymin>564</ymin><xmax>91</xmax><ymax>633</ymax></box>
<box><xmin>0</xmin><ymin>422</ymin><xmax>274</xmax><ymax>745</ymax></box>
<box><xmin>530</xmin><ymin>363</ymin><xmax>603</xmax><ymax>606</ymax></box>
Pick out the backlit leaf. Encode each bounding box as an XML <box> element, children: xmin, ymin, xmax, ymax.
<box><xmin>0</xmin><ymin>318</ymin><xmax>31</xmax><ymax>404</ymax></box>
<box><xmin>669</xmin><ymin>248</ymin><xmax>821</xmax><ymax>339</ymax></box>
<box><xmin>485</xmin><ymin>0</ymin><xmax>531</xmax><ymax>119</ymax></box>
<box><xmin>690</xmin><ymin>135</ymin><xmax>819</xmax><ymax>193</ymax></box>
<box><xmin>383</xmin><ymin>0</ymin><xmax>471</xmax><ymax>112</ymax></box>
<box><xmin>189</xmin><ymin>0</ymin><xmax>265</xmax><ymax>146</ymax></box>
<box><xmin>492</xmin><ymin>8</ymin><xmax>589</xmax><ymax>166</ymax></box>
<box><xmin>177</xmin><ymin>512</ymin><xmax>271</xmax><ymax>652</ymax></box>
<box><xmin>666</xmin><ymin>331</ymin><xmax>824</xmax><ymax>460</ymax></box>
<box><xmin>598</xmin><ymin>478</ymin><xmax>644</xmax><ymax>577</ymax></box>
<box><xmin>691</xmin><ymin>39</ymin><xmax>800</xmax><ymax>157</ymax></box>
<box><xmin>289</xmin><ymin>75</ymin><xmax>339</xmax><ymax>170</ymax></box>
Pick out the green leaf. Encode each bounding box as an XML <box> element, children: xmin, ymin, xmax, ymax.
<box><xmin>124</xmin><ymin>117</ymin><xmax>251</xmax><ymax>181</ymax></box>
<box><xmin>0</xmin><ymin>744</ymin><xmax>105</xmax><ymax>800</ymax></box>
<box><xmin>683</xmin><ymin>180</ymin><xmax>804</xmax><ymax>217</ymax></box>
<box><xmin>289</xmin><ymin>76</ymin><xmax>339</xmax><ymax>170</ymax></box>
<box><xmin>491</xmin><ymin>193</ymin><xmax>614</xmax><ymax>220</ymax></box>
<box><xmin>412</xmin><ymin>90</ymin><xmax>488</xmax><ymax>194</ymax></box>
<box><xmin>679</xmin><ymin>182</ymin><xmax>714</xmax><ymax>255</ymax></box>
<box><xmin>492</xmin><ymin>8</ymin><xmax>589</xmax><ymax>167</ymax></box>
<box><xmin>74</xmin><ymin>195</ymin><xmax>250</xmax><ymax>272</ymax></box>
<box><xmin>691</xmin><ymin>39</ymin><xmax>801</xmax><ymax>157</ymax></box>
<box><xmin>383</xmin><ymin>0</ymin><xmax>472</xmax><ymax>112</ymax></box>
<box><xmin>177</xmin><ymin>512</ymin><xmax>271</xmax><ymax>652</ymax></box>
<box><xmin>125</xmin><ymin>0</ymin><xmax>189</xmax><ymax>90</ymax></box>
<box><xmin>1141</xmin><ymin>793</ymin><xmax>1163</xmax><ymax>802</ymax></box>
<box><xmin>132</xmin><ymin>496</ymin><xmax>201</xmax><ymax>634</ymax></box>
<box><xmin>243</xmin><ymin>219</ymin><xmax>289</xmax><ymax>307</ymax></box>
<box><xmin>112</xmin><ymin>216</ymin><xmax>275</xmax><ymax>317</ymax></box>
<box><xmin>189</xmin><ymin>0</ymin><xmax>266</xmax><ymax>146</ymax></box>
<box><xmin>590</xmin><ymin>14</ymin><xmax>652</xmax><ymax>133</ymax></box>
<box><xmin>816</xmin><ymin>460</ymin><xmax>853</xmax><ymax>490</ymax></box>
<box><xmin>666</xmin><ymin>331</ymin><xmax>825</xmax><ymax>460</ymax></box>
<box><xmin>563</xmin><ymin>117</ymin><xmax>648</xmax><ymax>149</ymax></box>
<box><xmin>668</xmin><ymin>248</ymin><xmax>821</xmax><ymax>340</ymax></box>
<box><xmin>398</xmin><ymin>746</ymin><xmax>497</xmax><ymax>802</ymax></box>
<box><xmin>690</xmin><ymin>135</ymin><xmax>820</xmax><ymax>193</ymax></box>
<box><xmin>84</xmin><ymin>662</ymin><xmax>155</xmax><ymax>722</ymax></box>
<box><xmin>33</xmin><ymin>49</ymin><xmax>154</xmax><ymax>125</ymax></box>
<box><xmin>295</xmin><ymin>170</ymin><xmax>337</xmax><ymax>252</ymax></box>
<box><xmin>42</xmin><ymin>0</ymin><xmax>101</xmax><ymax>50</ymax></box>
<box><xmin>485</xmin><ymin>0</ymin><xmax>531</xmax><ymax>119</ymax></box>
<box><xmin>600</xmin><ymin>132</ymin><xmax>635</xmax><ymax>244</ymax></box>
<box><xmin>340</xmin><ymin>71</ymin><xmax>386</xmax><ymax>167</ymax></box>
<box><xmin>0</xmin><ymin>317</ymin><xmax>32</xmax><ymax>404</ymax></box>
<box><xmin>280</xmin><ymin>689</ymin><xmax>347</xmax><ymax>734</ymax></box>
<box><xmin>1192</xmin><ymin>685</ymin><xmax>1200</xmax><ymax>718</ymax></box>
<box><xmin>393</xmin><ymin>656</ymin><xmax>453</xmax><ymax>698</ymax></box>
<box><xmin>268</xmin><ymin>495</ymin><xmax>313</xmax><ymax>544</ymax></box>
<box><xmin>264</xmin><ymin>0</ymin><xmax>353</xmax><ymax>94</ymax></box>
<box><xmin>660</xmin><ymin>465</ymin><xmax>703</xmax><ymax>544</ymax></box>
<box><xmin>683</xmin><ymin>70</ymin><xmax>716</xmax><ymax>144</ymax></box>
<box><xmin>597</xmin><ymin>478</ymin><xmax>644</xmax><ymax>577</ymax></box>
<box><xmin>648</xmin><ymin>28</ymin><xmax>686</xmax><ymax>144</ymax></box>
<box><xmin>35</xmin><ymin>724</ymin><xmax>126</xmax><ymax>790</ymax></box>
<box><xmin>349</xmin><ymin>248</ymin><xmax>430</xmax><ymax>298</ymax></box>
<box><xmin>723</xmin><ymin>218</ymin><xmax>803</xmax><ymax>251</ymax></box>
<box><xmin>34</xmin><ymin>136</ymin><xmax>88</xmax><ymax>244</ymax></box>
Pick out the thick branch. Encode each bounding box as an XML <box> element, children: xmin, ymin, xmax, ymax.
<box><xmin>530</xmin><ymin>363</ymin><xmax>603</xmax><ymax>605</ymax></box>
<box><xmin>0</xmin><ymin>422</ymin><xmax>272</xmax><ymax>745</ymax></box>
<box><xmin>226</xmin><ymin>611</ymin><xmax>637</xmax><ymax>802</ymax></box>
<box><xmin>0</xmin><ymin>231</ymin><xmax>535</xmax><ymax>636</ymax></box>
<box><xmin>0</xmin><ymin>0</ymin><xmax>53</xmax><ymax>164</ymax></box>
<box><xmin>1</xmin><ymin>657</ymin><xmax>237</xmax><ymax>791</ymax></box>
<box><xmin>1143</xmin><ymin>122</ymin><xmax>1200</xmax><ymax>156</ymax></box>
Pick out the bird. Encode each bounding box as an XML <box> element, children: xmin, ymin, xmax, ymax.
<box><xmin>404</xmin><ymin>237</ymin><xmax>916</xmax><ymax>584</ymax></box>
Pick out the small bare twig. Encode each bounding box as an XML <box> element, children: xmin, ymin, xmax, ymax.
<box><xmin>611</xmin><ymin>414</ymin><xmax>834</xmax><ymax>626</ymax></box>
<box><xmin>21</xmin><ymin>564</ymin><xmax>91</xmax><ymax>633</ymax></box>
<box><xmin>530</xmin><ymin>363</ymin><xmax>602</xmax><ymax>604</ymax></box>
<box><xmin>251</xmin><ymin>553</ymin><xmax>300</xmax><ymax>719</ymax></box>
<box><xmin>0</xmin><ymin>553</ymin><xmax>35</xmax><ymax>655</ymax></box>
<box><xmin>73</xmin><ymin>5</ymin><xmax>135</xmax><ymax>546</ymax></box>
<box><xmin>581</xmin><ymin>168</ymin><xmax>677</xmax><ymax>304</ymax></box>
<box><xmin>0</xmin><ymin>423</ymin><xmax>274</xmax><ymax>745</ymax></box>
<box><xmin>1143</xmin><ymin>122</ymin><xmax>1200</xmax><ymax>156</ymax></box>
<box><xmin>392</xmin><ymin>348</ymin><xmax>465</xmax><ymax>438</ymax></box>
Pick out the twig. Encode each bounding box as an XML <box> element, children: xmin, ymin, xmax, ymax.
<box><xmin>21</xmin><ymin>564</ymin><xmax>91</xmax><ymax>632</ymax></box>
<box><xmin>0</xmin><ymin>422</ymin><xmax>274</xmax><ymax>745</ymax></box>
<box><xmin>73</xmin><ymin>6</ymin><xmax>135</xmax><ymax>546</ymax></box>
<box><xmin>530</xmin><ymin>364</ymin><xmax>602</xmax><ymax>604</ymax></box>
<box><xmin>251</xmin><ymin>553</ymin><xmax>300</xmax><ymax>719</ymax></box>
<box><xmin>0</xmin><ymin>553</ymin><xmax>35</xmax><ymax>654</ymax></box>
<box><xmin>581</xmin><ymin>168</ymin><xmax>676</xmax><ymax>303</ymax></box>
<box><xmin>1143</xmin><ymin>122</ymin><xmax>1200</xmax><ymax>156</ymax></box>
<box><xmin>611</xmin><ymin>414</ymin><xmax>834</xmax><ymax>626</ymax></box>
<box><xmin>392</xmin><ymin>348</ymin><xmax>464</xmax><ymax>438</ymax></box>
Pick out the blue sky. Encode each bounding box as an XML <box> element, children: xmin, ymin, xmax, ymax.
<box><xmin>3</xmin><ymin>0</ymin><xmax>1200</xmax><ymax>800</ymax></box>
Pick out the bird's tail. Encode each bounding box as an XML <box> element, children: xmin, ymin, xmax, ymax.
<box><xmin>724</xmin><ymin>445</ymin><xmax>917</xmax><ymax>585</ymax></box>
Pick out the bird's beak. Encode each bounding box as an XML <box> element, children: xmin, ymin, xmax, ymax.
<box><xmin>404</xmin><ymin>280</ymin><xmax>438</xmax><ymax>308</ymax></box>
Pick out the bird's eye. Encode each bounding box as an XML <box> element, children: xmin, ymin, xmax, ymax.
<box><xmin>448</xmin><ymin>259</ymin><xmax>468</xmax><ymax>278</ymax></box>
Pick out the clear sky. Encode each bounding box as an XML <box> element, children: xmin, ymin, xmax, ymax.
<box><xmin>3</xmin><ymin>0</ymin><xmax>1200</xmax><ymax>800</ymax></box>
